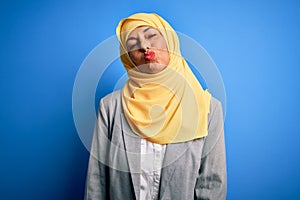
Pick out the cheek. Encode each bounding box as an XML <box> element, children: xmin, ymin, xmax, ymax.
<box><xmin>155</xmin><ymin>37</ymin><xmax>168</xmax><ymax>50</ymax></box>
<box><xmin>158</xmin><ymin>50</ymin><xmax>170</xmax><ymax>66</ymax></box>
<box><xmin>129</xmin><ymin>52</ymin><xmax>144</xmax><ymax>64</ymax></box>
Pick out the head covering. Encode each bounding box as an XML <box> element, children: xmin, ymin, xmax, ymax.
<box><xmin>116</xmin><ymin>13</ymin><xmax>211</xmax><ymax>144</ymax></box>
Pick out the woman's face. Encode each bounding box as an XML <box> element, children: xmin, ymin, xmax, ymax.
<box><xmin>126</xmin><ymin>26</ymin><xmax>170</xmax><ymax>74</ymax></box>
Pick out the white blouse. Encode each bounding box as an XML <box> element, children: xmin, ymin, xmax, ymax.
<box><xmin>140</xmin><ymin>138</ymin><xmax>166</xmax><ymax>200</ymax></box>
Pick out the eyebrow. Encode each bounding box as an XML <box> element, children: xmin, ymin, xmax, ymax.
<box><xmin>143</xmin><ymin>27</ymin><xmax>151</xmax><ymax>33</ymax></box>
<box><xmin>126</xmin><ymin>27</ymin><xmax>153</xmax><ymax>43</ymax></box>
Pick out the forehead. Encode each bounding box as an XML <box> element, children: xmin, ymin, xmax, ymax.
<box><xmin>127</xmin><ymin>26</ymin><xmax>158</xmax><ymax>38</ymax></box>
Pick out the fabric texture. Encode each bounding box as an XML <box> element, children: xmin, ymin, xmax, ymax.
<box><xmin>116</xmin><ymin>13</ymin><xmax>211</xmax><ymax>144</ymax></box>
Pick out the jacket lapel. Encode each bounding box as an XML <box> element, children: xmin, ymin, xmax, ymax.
<box><xmin>159</xmin><ymin>142</ymin><xmax>190</xmax><ymax>198</ymax></box>
<box><xmin>120</xmin><ymin>113</ymin><xmax>141</xmax><ymax>199</ymax></box>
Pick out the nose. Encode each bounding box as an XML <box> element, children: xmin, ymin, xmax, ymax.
<box><xmin>140</xmin><ymin>39</ymin><xmax>150</xmax><ymax>52</ymax></box>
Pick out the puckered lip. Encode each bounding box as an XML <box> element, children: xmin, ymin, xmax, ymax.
<box><xmin>144</xmin><ymin>51</ymin><xmax>156</xmax><ymax>61</ymax></box>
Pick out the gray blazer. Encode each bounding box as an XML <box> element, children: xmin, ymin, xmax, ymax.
<box><xmin>85</xmin><ymin>90</ymin><xmax>226</xmax><ymax>200</ymax></box>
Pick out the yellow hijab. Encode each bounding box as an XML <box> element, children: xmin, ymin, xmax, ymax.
<box><xmin>116</xmin><ymin>13</ymin><xmax>211</xmax><ymax>144</ymax></box>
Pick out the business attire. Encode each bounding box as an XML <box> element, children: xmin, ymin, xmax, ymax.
<box><xmin>84</xmin><ymin>90</ymin><xmax>227</xmax><ymax>200</ymax></box>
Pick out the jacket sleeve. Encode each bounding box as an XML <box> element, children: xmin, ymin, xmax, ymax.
<box><xmin>194</xmin><ymin>99</ymin><xmax>227</xmax><ymax>200</ymax></box>
<box><xmin>84</xmin><ymin>99</ymin><xmax>110</xmax><ymax>200</ymax></box>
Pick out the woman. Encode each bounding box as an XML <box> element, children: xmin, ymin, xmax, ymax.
<box><xmin>85</xmin><ymin>13</ymin><xmax>226</xmax><ymax>200</ymax></box>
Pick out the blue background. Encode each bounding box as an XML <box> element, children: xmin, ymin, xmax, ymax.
<box><xmin>1</xmin><ymin>0</ymin><xmax>300</xmax><ymax>199</ymax></box>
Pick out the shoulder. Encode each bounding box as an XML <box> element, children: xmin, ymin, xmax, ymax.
<box><xmin>99</xmin><ymin>90</ymin><xmax>122</xmax><ymax>109</ymax></box>
<box><xmin>202</xmin><ymin>96</ymin><xmax>224</xmax><ymax>158</ymax></box>
<box><xmin>208</xmin><ymin>96</ymin><xmax>223</xmax><ymax>125</ymax></box>
<box><xmin>98</xmin><ymin>90</ymin><xmax>123</xmax><ymax>119</ymax></box>
<box><xmin>101</xmin><ymin>90</ymin><xmax>122</xmax><ymax>105</ymax></box>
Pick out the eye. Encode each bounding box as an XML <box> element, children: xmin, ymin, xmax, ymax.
<box><xmin>147</xmin><ymin>34</ymin><xmax>157</xmax><ymax>39</ymax></box>
<box><xmin>128</xmin><ymin>41</ymin><xmax>140</xmax><ymax>51</ymax></box>
<box><xmin>128</xmin><ymin>44</ymin><xmax>136</xmax><ymax>51</ymax></box>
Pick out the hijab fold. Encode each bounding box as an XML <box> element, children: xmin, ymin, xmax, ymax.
<box><xmin>116</xmin><ymin>13</ymin><xmax>211</xmax><ymax>144</ymax></box>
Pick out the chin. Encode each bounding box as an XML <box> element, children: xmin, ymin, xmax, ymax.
<box><xmin>143</xmin><ymin>63</ymin><xmax>166</xmax><ymax>74</ymax></box>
